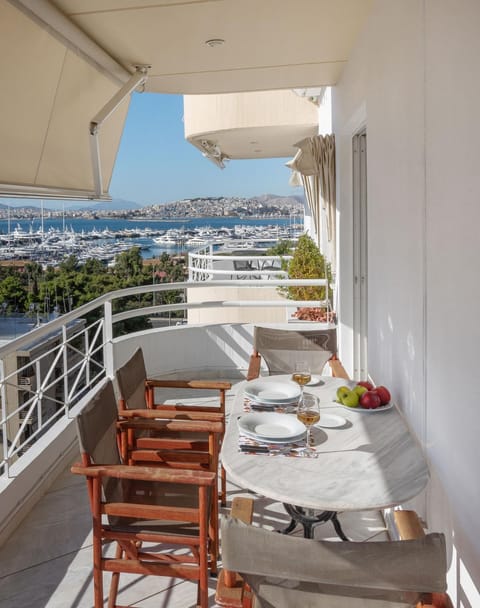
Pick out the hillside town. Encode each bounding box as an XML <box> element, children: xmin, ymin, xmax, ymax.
<box><xmin>0</xmin><ymin>194</ymin><xmax>304</xmax><ymax>221</ymax></box>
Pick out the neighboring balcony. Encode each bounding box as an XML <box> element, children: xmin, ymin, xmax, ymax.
<box><xmin>184</xmin><ymin>89</ymin><xmax>319</xmax><ymax>164</ymax></box>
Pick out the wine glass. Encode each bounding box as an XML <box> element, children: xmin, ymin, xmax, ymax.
<box><xmin>292</xmin><ymin>360</ymin><xmax>312</xmax><ymax>402</ymax></box>
<box><xmin>296</xmin><ymin>393</ymin><xmax>320</xmax><ymax>458</ymax></box>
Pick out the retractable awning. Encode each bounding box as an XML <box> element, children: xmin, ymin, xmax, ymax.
<box><xmin>1</xmin><ymin>0</ymin><xmax>373</xmax><ymax>199</ymax></box>
<box><xmin>0</xmin><ymin>2</ymin><xmax>130</xmax><ymax>200</ymax></box>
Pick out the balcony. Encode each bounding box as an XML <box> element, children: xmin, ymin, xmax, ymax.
<box><xmin>0</xmin><ymin>279</ymin><xmax>332</xmax><ymax>510</ymax></box>
<box><xmin>0</xmin><ymin>280</ymin><xmax>386</xmax><ymax>606</ymax></box>
<box><xmin>184</xmin><ymin>90</ymin><xmax>319</xmax><ymax>164</ymax></box>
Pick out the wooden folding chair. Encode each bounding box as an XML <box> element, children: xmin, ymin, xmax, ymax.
<box><xmin>71</xmin><ymin>379</ymin><xmax>216</xmax><ymax>608</ymax></box>
<box><xmin>247</xmin><ymin>325</ymin><xmax>349</xmax><ymax>381</ymax></box>
<box><xmin>116</xmin><ymin>413</ymin><xmax>224</xmax><ymax>569</ymax></box>
<box><xmin>216</xmin><ymin>498</ymin><xmax>453</xmax><ymax>608</ymax></box>
<box><xmin>115</xmin><ymin>347</ymin><xmax>230</xmax><ymax>505</ymax></box>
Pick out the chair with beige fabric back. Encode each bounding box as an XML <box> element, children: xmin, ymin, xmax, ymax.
<box><xmin>216</xmin><ymin>498</ymin><xmax>453</xmax><ymax>608</ymax></box>
<box><xmin>247</xmin><ymin>325</ymin><xmax>349</xmax><ymax>381</ymax></box>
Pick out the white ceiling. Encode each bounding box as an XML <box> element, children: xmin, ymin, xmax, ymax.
<box><xmin>51</xmin><ymin>0</ymin><xmax>374</xmax><ymax>94</ymax></box>
<box><xmin>1</xmin><ymin>0</ymin><xmax>373</xmax><ymax>197</ymax></box>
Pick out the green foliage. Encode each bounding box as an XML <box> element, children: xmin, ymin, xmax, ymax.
<box><xmin>0</xmin><ymin>275</ymin><xmax>27</xmax><ymax>311</ymax></box>
<box><xmin>0</xmin><ymin>249</ymin><xmax>187</xmax><ymax>331</ymax></box>
<box><xmin>265</xmin><ymin>240</ymin><xmax>293</xmax><ymax>274</ymax></box>
<box><xmin>114</xmin><ymin>247</ymin><xmax>144</xmax><ymax>285</ymax></box>
<box><xmin>265</xmin><ymin>240</ymin><xmax>293</xmax><ymax>256</ymax></box>
<box><xmin>285</xmin><ymin>234</ymin><xmax>332</xmax><ymax>302</ymax></box>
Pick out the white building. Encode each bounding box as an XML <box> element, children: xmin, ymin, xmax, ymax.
<box><xmin>0</xmin><ymin>1</ymin><xmax>479</xmax><ymax>605</ymax></box>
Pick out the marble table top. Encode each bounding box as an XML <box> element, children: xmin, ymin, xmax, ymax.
<box><xmin>221</xmin><ymin>376</ymin><xmax>429</xmax><ymax>512</ymax></box>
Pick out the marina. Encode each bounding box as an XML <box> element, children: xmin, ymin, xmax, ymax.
<box><xmin>0</xmin><ymin>216</ymin><xmax>303</xmax><ymax>266</ymax></box>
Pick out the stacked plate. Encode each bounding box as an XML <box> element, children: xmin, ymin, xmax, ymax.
<box><xmin>238</xmin><ymin>412</ymin><xmax>306</xmax><ymax>443</ymax></box>
<box><xmin>244</xmin><ymin>378</ymin><xmax>301</xmax><ymax>406</ymax></box>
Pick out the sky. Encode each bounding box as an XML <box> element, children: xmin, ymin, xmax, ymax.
<box><xmin>111</xmin><ymin>93</ymin><xmax>297</xmax><ymax>205</ymax></box>
<box><xmin>1</xmin><ymin>93</ymin><xmax>298</xmax><ymax>209</ymax></box>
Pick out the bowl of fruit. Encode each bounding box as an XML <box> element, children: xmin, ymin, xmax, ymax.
<box><xmin>335</xmin><ymin>381</ymin><xmax>393</xmax><ymax>412</ymax></box>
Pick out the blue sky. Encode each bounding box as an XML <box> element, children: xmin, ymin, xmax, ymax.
<box><xmin>111</xmin><ymin>92</ymin><xmax>296</xmax><ymax>205</ymax></box>
<box><xmin>1</xmin><ymin>93</ymin><xmax>297</xmax><ymax>209</ymax></box>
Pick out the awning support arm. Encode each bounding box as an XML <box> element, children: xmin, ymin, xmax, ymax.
<box><xmin>89</xmin><ymin>66</ymin><xmax>150</xmax><ymax>198</ymax></box>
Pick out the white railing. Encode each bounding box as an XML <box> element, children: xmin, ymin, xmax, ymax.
<box><xmin>0</xmin><ymin>278</ymin><xmax>329</xmax><ymax>476</ymax></box>
<box><xmin>188</xmin><ymin>245</ymin><xmax>292</xmax><ymax>281</ymax></box>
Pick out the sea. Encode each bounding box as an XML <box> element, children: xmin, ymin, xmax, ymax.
<box><xmin>0</xmin><ymin>215</ymin><xmax>297</xmax><ymax>258</ymax></box>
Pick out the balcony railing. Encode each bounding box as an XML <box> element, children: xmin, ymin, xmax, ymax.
<box><xmin>0</xmin><ymin>278</ymin><xmax>329</xmax><ymax>477</ymax></box>
<box><xmin>188</xmin><ymin>244</ymin><xmax>291</xmax><ymax>281</ymax></box>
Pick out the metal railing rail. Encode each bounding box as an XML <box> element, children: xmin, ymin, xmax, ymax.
<box><xmin>0</xmin><ymin>278</ymin><xmax>330</xmax><ymax>476</ymax></box>
<box><xmin>188</xmin><ymin>246</ymin><xmax>292</xmax><ymax>281</ymax></box>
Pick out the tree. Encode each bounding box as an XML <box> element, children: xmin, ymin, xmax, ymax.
<box><xmin>0</xmin><ymin>275</ymin><xmax>27</xmax><ymax>312</ymax></box>
<box><xmin>114</xmin><ymin>247</ymin><xmax>144</xmax><ymax>285</ymax></box>
<box><xmin>265</xmin><ymin>240</ymin><xmax>293</xmax><ymax>257</ymax></box>
<box><xmin>286</xmin><ymin>234</ymin><xmax>332</xmax><ymax>302</ymax></box>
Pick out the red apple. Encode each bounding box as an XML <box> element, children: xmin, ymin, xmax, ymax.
<box><xmin>359</xmin><ymin>390</ymin><xmax>381</xmax><ymax>409</ymax></box>
<box><xmin>374</xmin><ymin>386</ymin><xmax>391</xmax><ymax>406</ymax></box>
<box><xmin>357</xmin><ymin>380</ymin><xmax>374</xmax><ymax>391</ymax></box>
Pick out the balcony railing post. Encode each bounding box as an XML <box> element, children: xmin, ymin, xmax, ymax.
<box><xmin>35</xmin><ymin>358</ymin><xmax>42</xmax><ymax>431</ymax></box>
<box><xmin>62</xmin><ymin>324</ymin><xmax>69</xmax><ymax>414</ymax></box>
<box><xmin>103</xmin><ymin>299</ymin><xmax>114</xmax><ymax>378</ymax></box>
<box><xmin>0</xmin><ymin>357</ymin><xmax>8</xmax><ymax>476</ymax></box>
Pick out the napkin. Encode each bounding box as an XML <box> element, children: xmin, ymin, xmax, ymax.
<box><xmin>238</xmin><ymin>432</ymin><xmax>307</xmax><ymax>457</ymax></box>
<box><xmin>244</xmin><ymin>398</ymin><xmax>297</xmax><ymax>413</ymax></box>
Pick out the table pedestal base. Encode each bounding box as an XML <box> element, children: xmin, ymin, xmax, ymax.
<box><xmin>281</xmin><ymin>504</ymin><xmax>349</xmax><ymax>540</ymax></box>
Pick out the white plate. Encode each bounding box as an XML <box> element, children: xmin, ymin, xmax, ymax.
<box><xmin>238</xmin><ymin>412</ymin><xmax>306</xmax><ymax>440</ymax></box>
<box><xmin>336</xmin><ymin>400</ymin><xmax>394</xmax><ymax>413</ymax></box>
<box><xmin>244</xmin><ymin>379</ymin><xmax>301</xmax><ymax>404</ymax></box>
<box><xmin>315</xmin><ymin>413</ymin><xmax>346</xmax><ymax>428</ymax></box>
<box><xmin>240</xmin><ymin>429</ymin><xmax>307</xmax><ymax>444</ymax></box>
<box><xmin>306</xmin><ymin>375</ymin><xmax>324</xmax><ymax>386</ymax></box>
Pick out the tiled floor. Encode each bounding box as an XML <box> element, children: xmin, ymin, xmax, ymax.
<box><xmin>0</xmin><ymin>467</ymin><xmax>388</xmax><ymax>608</ymax></box>
<box><xmin>0</xmin><ymin>381</ymin><xmax>389</xmax><ymax>608</ymax></box>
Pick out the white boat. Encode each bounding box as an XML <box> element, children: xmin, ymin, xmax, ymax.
<box><xmin>153</xmin><ymin>229</ymin><xmax>185</xmax><ymax>247</ymax></box>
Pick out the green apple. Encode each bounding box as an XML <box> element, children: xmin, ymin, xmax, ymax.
<box><xmin>353</xmin><ymin>385</ymin><xmax>368</xmax><ymax>397</ymax></box>
<box><xmin>341</xmin><ymin>390</ymin><xmax>359</xmax><ymax>407</ymax></box>
<box><xmin>336</xmin><ymin>386</ymin><xmax>351</xmax><ymax>402</ymax></box>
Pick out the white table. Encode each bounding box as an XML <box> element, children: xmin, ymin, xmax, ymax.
<box><xmin>221</xmin><ymin>376</ymin><xmax>429</xmax><ymax>517</ymax></box>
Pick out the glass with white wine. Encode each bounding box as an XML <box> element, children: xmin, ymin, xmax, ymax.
<box><xmin>292</xmin><ymin>360</ymin><xmax>312</xmax><ymax>402</ymax></box>
<box><xmin>296</xmin><ymin>393</ymin><xmax>320</xmax><ymax>458</ymax></box>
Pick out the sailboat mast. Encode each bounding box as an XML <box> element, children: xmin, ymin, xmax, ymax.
<box><xmin>7</xmin><ymin>205</ymin><xmax>10</xmax><ymax>247</ymax></box>
<box><xmin>41</xmin><ymin>200</ymin><xmax>44</xmax><ymax>240</ymax></box>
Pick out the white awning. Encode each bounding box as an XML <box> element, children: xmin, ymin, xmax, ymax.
<box><xmin>0</xmin><ymin>2</ymin><xmax>130</xmax><ymax>200</ymax></box>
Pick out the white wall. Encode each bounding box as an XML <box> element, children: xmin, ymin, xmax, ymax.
<box><xmin>114</xmin><ymin>323</ymin><xmax>255</xmax><ymax>380</ymax></box>
<box><xmin>334</xmin><ymin>1</ymin><xmax>480</xmax><ymax>603</ymax></box>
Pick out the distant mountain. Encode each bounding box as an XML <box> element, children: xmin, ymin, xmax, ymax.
<box><xmin>78</xmin><ymin>198</ymin><xmax>144</xmax><ymax>211</ymax></box>
<box><xmin>0</xmin><ymin>197</ymin><xmax>144</xmax><ymax>211</ymax></box>
<box><xmin>252</xmin><ymin>193</ymin><xmax>304</xmax><ymax>206</ymax></box>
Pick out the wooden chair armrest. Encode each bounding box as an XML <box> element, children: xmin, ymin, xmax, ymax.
<box><xmin>230</xmin><ymin>496</ymin><xmax>254</xmax><ymax>524</ymax></box>
<box><xmin>394</xmin><ymin>510</ymin><xmax>425</xmax><ymax>540</ymax></box>
<box><xmin>71</xmin><ymin>462</ymin><xmax>216</xmax><ymax>485</ymax></box>
<box><xmin>216</xmin><ymin>498</ymin><xmax>254</xmax><ymax>608</ymax></box>
<box><xmin>328</xmin><ymin>356</ymin><xmax>350</xmax><ymax>379</ymax></box>
<box><xmin>247</xmin><ymin>353</ymin><xmax>261</xmax><ymax>381</ymax></box>
<box><xmin>151</xmin><ymin>403</ymin><xmax>224</xmax><ymax>414</ymax></box>
<box><xmin>146</xmin><ymin>378</ymin><xmax>231</xmax><ymax>390</ymax></box>
<box><xmin>394</xmin><ymin>511</ymin><xmax>453</xmax><ymax>608</ymax></box>
<box><xmin>117</xmin><ymin>417</ymin><xmax>224</xmax><ymax>434</ymax></box>
<box><xmin>119</xmin><ymin>408</ymin><xmax>224</xmax><ymax>423</ymax></box>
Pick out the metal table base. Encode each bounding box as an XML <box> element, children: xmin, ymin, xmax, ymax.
<box><xmin>281</xmin><ymin>504</ymin><xmax>349</xmax><ymax>540</ymax></box>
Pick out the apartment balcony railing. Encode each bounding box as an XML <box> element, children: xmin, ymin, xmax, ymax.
<box><xmin>0</xmin><ymin>278</ymin><xmax>330</xmax><ymax>479</ymax></box>
<box><xmin>188</xmin><ymin>244</ymin><xmax>291</xmax><ymax>281</ymax></box>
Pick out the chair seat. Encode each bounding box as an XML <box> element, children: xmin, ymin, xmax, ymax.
<box><xmin>110</xmin><ymin>519</ymin><xmax>204</xmax><ymax>537</ymax></box>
